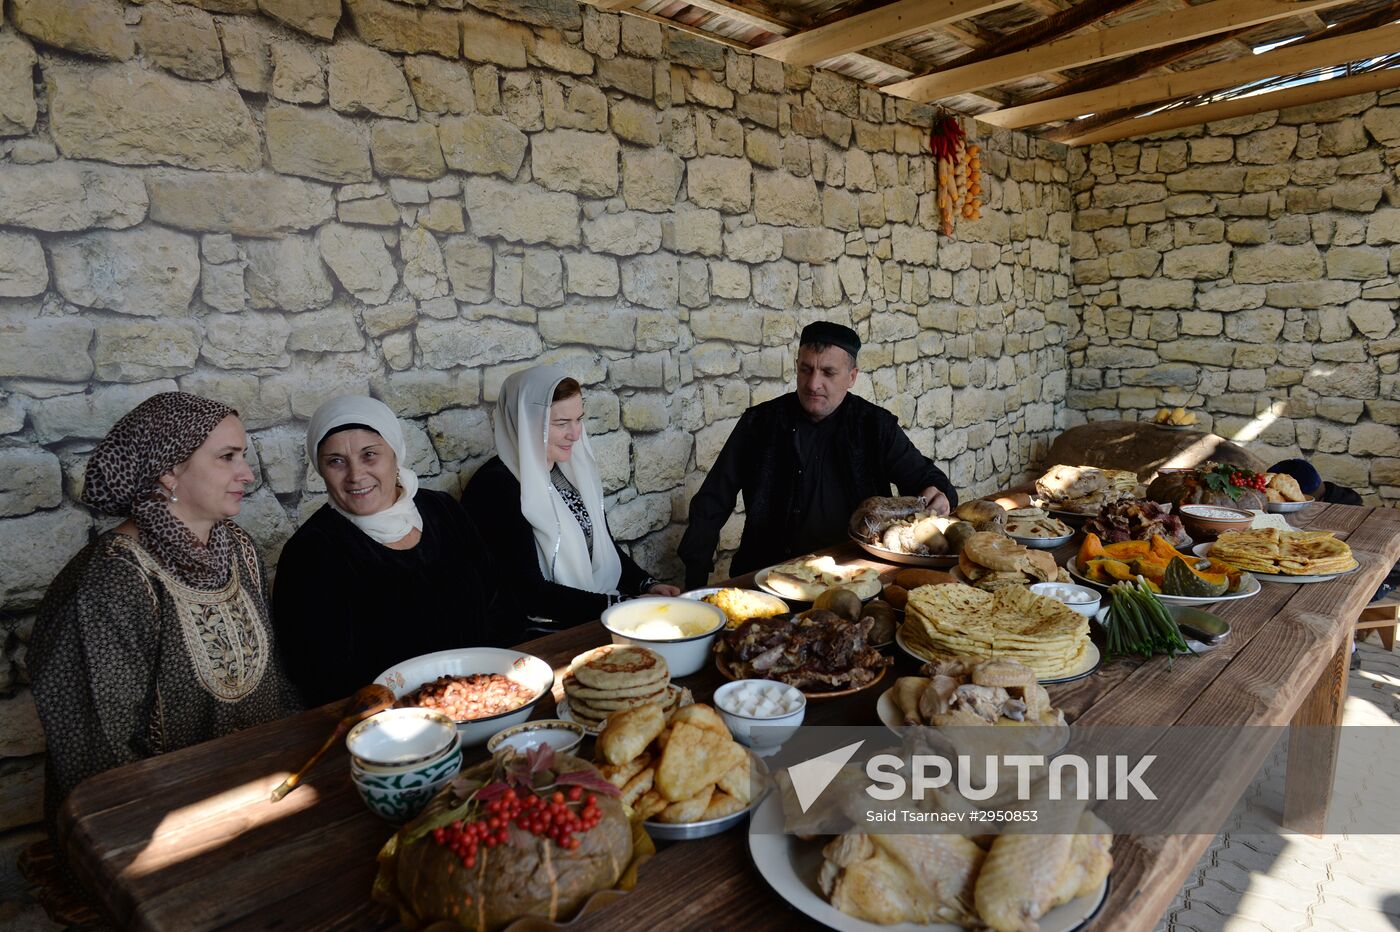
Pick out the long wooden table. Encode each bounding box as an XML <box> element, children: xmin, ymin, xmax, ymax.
<box><xmin>61</xmin><ymin>502</ymin><xmax>1400</xmax><ymax>931</ymax></box>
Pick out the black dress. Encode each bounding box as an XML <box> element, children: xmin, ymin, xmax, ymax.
<box><xmin>273</xmin><ymin>488</ymin><xmax>517</xmax><ymax>708</ymax></box>
<box><xmin>678</xmin><ymin>392</ymin><xmax>958</xmax><ymax>589</ymax></box>
<box><xmin>460</xmin><ymin>457</ymin><xmax>655</xmax><ymax>631</ymax></box>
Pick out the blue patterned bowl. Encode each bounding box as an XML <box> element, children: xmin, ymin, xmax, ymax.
<box><xmin>352</xmin><ymin>765</ymin><xmax>458</xmax><ymax>824</ymax></box>
<box><xmin>351</xmin><ymin>747</ymin><xmax>462</xmax><ymax>791</ymax></box>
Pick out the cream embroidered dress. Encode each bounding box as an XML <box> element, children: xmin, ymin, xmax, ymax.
<box><xmin>29</xmin><ymin>524</ymin><xmax>300</xmax><ymax>829</ymax></box>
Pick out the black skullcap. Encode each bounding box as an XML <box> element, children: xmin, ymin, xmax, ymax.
<box><xmin>799</xmin><ymin>321</ymin><xmax>861</xmax><ymax>360</ymax></box>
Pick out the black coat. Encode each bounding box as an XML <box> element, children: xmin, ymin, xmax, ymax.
<box><xmin>273</xmin><ymin>489</ymin><xmax>516</xmax><ymax>707</ymax></box>
<box><xmin>678</xmin><ymin>392</ymin><xmax>957</xmax><ymax>589</ymax></box>
<box><xmin>460</xmin><ymin>457</ymin><xmax>655</xmax><ymax>631</ymax></box>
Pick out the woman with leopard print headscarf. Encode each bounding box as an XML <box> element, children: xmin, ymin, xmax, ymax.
<box><xmin>29</xmin><ymin>392</ymin><xmax>301</xmax><ymax>848</ymax></box>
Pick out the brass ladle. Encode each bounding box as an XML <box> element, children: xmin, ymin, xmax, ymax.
<box><xmin>270</xmin><ymin>684</ymin><xmax>396</xmax><ymax>802</ymax></box>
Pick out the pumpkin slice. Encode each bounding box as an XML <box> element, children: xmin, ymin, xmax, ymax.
<box><xmin>1204</xmin><ymin>559</ymin><xmax>1248</xmax><ymax>591</ymax></box>
<box><xmin>1149</xmin><ymin>534</ymin><xmax>1190</xmax><ymax>562</ymax></box>
<box><xmin>1087</xmin><ymin>558</ymin><xmax>1135</xmax><ymax>583</ymax></box>
<box><xmin>1128</xmin><ymin>556</ymin><xmax>1169</xmax><ymax>589</ymax></box>
<box><xmin>1163</xmin><ymin>555</ymin><xmax>1229</xmax><ymax>598</ymax></box>
<box><xmin>1078</xmin><ymin>532</ymin><xmax>1107</xmax><ymax>566</ymax></box>
<box><xmin>1102</xmin><ymin>540</ymin><xmax>1151</xmax><ymax>560</ymax></box>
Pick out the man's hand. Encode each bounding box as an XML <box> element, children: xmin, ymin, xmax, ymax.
<box><xmin>920</xmin><ymin>486</ymin><xmax>950</xmax><ymax>516</ymax></box>
<box><xmin>648</xmin><ymin>583</ymin><xmax>682</xmax><ymax>596</ymax></box>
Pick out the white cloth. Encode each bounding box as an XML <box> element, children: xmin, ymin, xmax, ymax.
<box><xmin>495</xmin><ymin>366</ymin><xmax>622</xmax><ymax>594</ymax></box>
<box><xmin>306</xmin><ymin>396</ymin><xmax>423</xmax><ymax>545</ymax></box>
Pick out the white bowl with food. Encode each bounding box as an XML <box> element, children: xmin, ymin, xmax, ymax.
<box><xmin>486</xmin><ymin>718</ymin><xmax>586</xmax><ymax>758</ymax></box>
<box><xmin>713</xmin><ymin>679</ymin><xmax>806</xmax><ymax>755</ymax></box>
<box><xmin>1029</xmin><ymin>581</ymin><xmax>1102</xmax><ymax>618</ymax></box>
<box><xmin>376</xmin><ymin>647</ymin><xmax>555</xmax><ymax>747</ymax></box>
<box><xmin>345</xmin><ymin>707</ymin><xmax>460</xmax><ymax>773</ymax></box>
<box><xmin>601</xmin><ymin>597</ymin><xmax>727</xmax><ymax>677</ymax></box>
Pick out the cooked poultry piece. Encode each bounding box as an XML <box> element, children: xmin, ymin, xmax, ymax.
<box><xmin>820</xmin><ymin>831</ymin><xmax>985</xmax><ymax>926</ymax></box>
<box><xmin>952</xmin><ymin>684</ymin><xmax>1011</xmax><ymax>723</ymax></box>
<box><xmin>974</xmin><ymin>812</ymin><xmax>1114</xmax><ymax>932</ymax></box>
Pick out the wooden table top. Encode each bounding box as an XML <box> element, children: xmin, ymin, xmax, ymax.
<box><xmin>61</xmin><ymin>502</ymin><xmax>1400</xmax><ymax>932</ymax></box>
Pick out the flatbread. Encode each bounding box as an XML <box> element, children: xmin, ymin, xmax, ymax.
<box><xmin>901</xmin><ymin>584</ymin><xmax>1090</xmax><ymax>679</ymax></box>
<box><xmin>570</xmin><ymin>645</ymin><xmax>669</xmax><ymax>691</ymax></box>
<box><xmin>1212</xmin><ymin>528</ymin><xmax>1356</xmax><ymax>576</ymax></box>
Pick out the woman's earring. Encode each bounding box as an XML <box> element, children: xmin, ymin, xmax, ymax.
<box><xmin>168</xmin><ymin>482</ymin><xmax>179</xmax><ymax>504</ymax></box>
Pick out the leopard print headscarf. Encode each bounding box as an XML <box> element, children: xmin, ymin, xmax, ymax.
<box><xmin>83</xmin><ymin>392</ymin><xmax>239</xmax><ymax>590</ymax></box>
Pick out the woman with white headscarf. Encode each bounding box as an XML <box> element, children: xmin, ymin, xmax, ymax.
<box><xmin>274</xmin><ymin>396</ymin><xmax>514</xmax><ymax>706</ymax></box>
<box><xmin>462</xmin><ymin>366</ymin><xmax>678</xmax><ymax>632</ymax></box>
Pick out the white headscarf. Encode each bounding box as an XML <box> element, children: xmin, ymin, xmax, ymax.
<box><xmin>495</xmin><ymin>366</ymin><xmax>622</xmax><ymax>594</ymax></box>
<box><xmin>306</xmin><ymin>396</ymin><xmax>423</xmax><ymax>545</ymax></box>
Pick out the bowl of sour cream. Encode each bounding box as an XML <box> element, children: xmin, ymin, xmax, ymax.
<box><xmin>713</xmin><ymin>679</ymin><xmax>806</xmax><ymax>755</ymax></box>
<box><xmin>600</xmin><ymin>597</ymin><xmax>727</xmax><ymax>677</ymax></box>
<box><xmin>1029</xmin><ymin>581</ymin><xmax>1102</xmax><ymax>618</ymax></box>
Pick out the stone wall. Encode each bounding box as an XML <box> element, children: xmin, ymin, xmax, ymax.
<box><xmin>0</xmin><ymin>0</ymin><xmax>1072</xmax><ymax>896</ymax></box>
<box><xmin>1067</xmin><ymin>91</ymin><xmax>1400</xmax><ymax>502</ymax></box>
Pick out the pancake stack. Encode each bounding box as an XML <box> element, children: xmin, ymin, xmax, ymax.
<box><xmin>900</xmin><ymin>583</ymin><xmax>1091</xmax><ymax>679</ymax></box>
<box><xmin>562</xmin><ymin>645</ymin><xmax>683</xmax><ymax>729</ymax></box>
<box><xmin>1211</xmin><ymin>528</ymin><xmax>1357</xmax><ymax>576</ymax></box>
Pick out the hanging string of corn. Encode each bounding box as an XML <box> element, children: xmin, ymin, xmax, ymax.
<box><xmin>929</xmin><ymin>115</ymin><xmax>982</xmax><ymax>236</ymax></box>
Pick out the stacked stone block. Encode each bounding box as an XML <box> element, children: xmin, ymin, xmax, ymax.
<box><xmin>1067</xmin><ymin>92</ymin><xmax>1400</xmax><ymax>502</ymax></box>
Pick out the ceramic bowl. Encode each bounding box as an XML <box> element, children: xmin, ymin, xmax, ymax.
<box><xmin>352</xmin><ymin>758</ymin><xmax>460</xmax><ymax>824</ymax></box>
<box><xmin>1178</xmin><ymin>504</ymin><xmax>1253</xmax><ymax>541</ymax></box>
<box><xmin>713</xmin><ymin>679</ymin><xmax>806</xmax><ymax>756</ymax></box>
<box><xmin>346</xmin><ymin>708</ymin><xmax>458</xmax><ymax>773</ymax></box>
<box><xmin>601</xmin><ymin>597</ymin><xmax>727</xmax><ymax>677</ymax></box>
<box><xmin>376</xmin><ymin>647</ymin><xmax>556</xmax><ymax>748</ymax></box>
<box><xmin>487</xmin><ymin>719</ymin><xmax>586</xmax><ymax>758</ymax></box>
<box><xmin>1029</xmin><ymin>582</ymin><xmax>1102</xmax><ymax>618</ymax></box>
<box><xmin>351</xmin><ymin>746</ymin><xmax>463</xmax><ymax>789</ymax></box>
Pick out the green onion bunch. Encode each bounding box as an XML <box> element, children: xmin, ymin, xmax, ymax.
<box><xmin>1103</xmin><ymin>579</ymin><xmax>1194</xmax><ymax>663</ymax></box>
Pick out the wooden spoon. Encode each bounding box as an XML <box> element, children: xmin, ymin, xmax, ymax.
<box><xmin>270</xmin><ymin>684</ymin><xmax>396</xmax><ymax>802</ymax></box>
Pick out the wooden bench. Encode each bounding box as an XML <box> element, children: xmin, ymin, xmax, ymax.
<box><xmin>1357</xmin><ymin>597</ymin><xmax>1398</xmax><ymax>650</ymax></box>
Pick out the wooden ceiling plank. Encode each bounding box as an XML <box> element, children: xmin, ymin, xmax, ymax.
<box><xmin>752</xmin><ymin>0</ymin><xmax>1026</xmax><ymax>67</ymax></box>
<box><xmin>934</xmin><ymin>0</ymin><xmax>1147</xmax><ymax>71</ymax></box>
<box><xmin>677</xmin><ymin>0</ymin><xmax>797</xmax><ymax>34</ymax></box>
<box><xmin>881</xmin><ymin>0</ymin><xmax>1359</xmax><ymax>100</ymax></box>
<box><xmin>1055</xmin><ymin>65</ymin><xmax>1400</xmax><ymax>145</ymax></box>
<box><xmin>981</xmin><ymin>22</ymin><xmax>1400</xmax><ymax>127</ymax></box>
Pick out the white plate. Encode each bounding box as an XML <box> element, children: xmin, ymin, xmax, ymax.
<box><xmin>1009</xmin><ymin>531</ymin><xmax>1075</xmax><ymax>549</ymax></box>
<box><xmin>874</xmin><ymin>689</ymin><xmax>1073</xmax><ymax>754</ymax></box>
<box><xmin>556</xmin><ymin>683</ymin><xmax>688</xmax><ymax>735</ymax></box>
<box><xmin>755</xmin><ymin>564</ymin><xmax>881</xmax><ymax>603</ymax></box>
<box><xmin>1065</xmin><ymin>557</ymin><xmax>1262</xmax><ymax>605</ymax></box>
<box><xmin>894</xmin><ymin>628</ymin><xmax>1101</xmax><ymax>685</ymax></box>
<box><xmin>1265</xmin><ymin>498</ymin><xmax>1313</xmax><ymax>514</ymax></box>
<box><xmin>1191</xmin><ymin>543</ymin><xmax>1359</xmax><ymax>584</ymax></box>
<box><xmin>746</xmin><ymin>792</ymin><xmax>1110</xmax><ymax>932</ymax></box>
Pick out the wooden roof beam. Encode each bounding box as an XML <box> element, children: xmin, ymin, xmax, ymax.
<box><xmin>752</xmin><ymin>0</ymin><xmax>1025</xmax><ymax>67</ymax></box>
<box><xmin>881</xmin><ymin>0</ymin><xmax>1360</xmax><ymax>100</ymax></box>
<box><xmin>1053</xmin><ymin>63</ymin><xmax>1400</xmax><ymax>145</ymax></box>
<box><xmin>981</xmin><ymin>21</ymin><xmax>1400</xmax><ymax>127</ymax></box>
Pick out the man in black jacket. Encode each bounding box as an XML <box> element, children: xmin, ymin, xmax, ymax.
<box><xmin>678</xmin><ymin>321</ymin><xmax>958</xmax><ymax>589</ymax></box>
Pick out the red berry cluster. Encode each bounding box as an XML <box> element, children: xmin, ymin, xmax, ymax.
<box><xmin>1227</xmin><ymin>470</ymin><xmax>1266</xmax><ymax>491</ymax></box>
<box><xmin>431</xmin><ymin>785</ymin><xmax>601</xmax><ymax>868</ymax></box>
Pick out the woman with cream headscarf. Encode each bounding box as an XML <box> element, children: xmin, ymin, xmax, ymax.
<box><xmin>274</xmin><ymin>396</ymin><xmax>514</xmax><ymax>706</ymax></box>
<box><xmin>462</xmin><ymin>365</ymin><xmax>678</xmax><ymax>632</ymax></box>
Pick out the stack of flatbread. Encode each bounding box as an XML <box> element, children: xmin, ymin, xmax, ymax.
<box><xmin>1034</xmin><ymin>465</ymin><xmax>1142</xmax><ymax>514</ymax></box>
<box><xmin>1003</xmin><ymin>507</ymin><xmax>1072</xmax><ymax>540</ymax></box>
<box><xmin>563</xmin><ymin>645</ymin><xmax>688</xmax><ymax>728</ymax></box>
<box><xmin>958</xmin><ymin>531</ymin><xmax>1070</xmax><ymax>591</ymax></box>
<box><xmin>1263</xmin><ymin>472</ymin><xmax>1309</xmax><ymax>503</ymax></box>
<box><xmin>1210</xmin><ymin>528</ymin><xmax>1357</xmax><ymax>576</ymax></box>
<box><xmin>766</xmin><ymin>554</ymin><xmax>882</xmax><ymax>601</ymax></box>
<box><xmin>900</xmin><ymin>584</ymin><xmax>1091</xmax><ymax>679</ymax></box>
